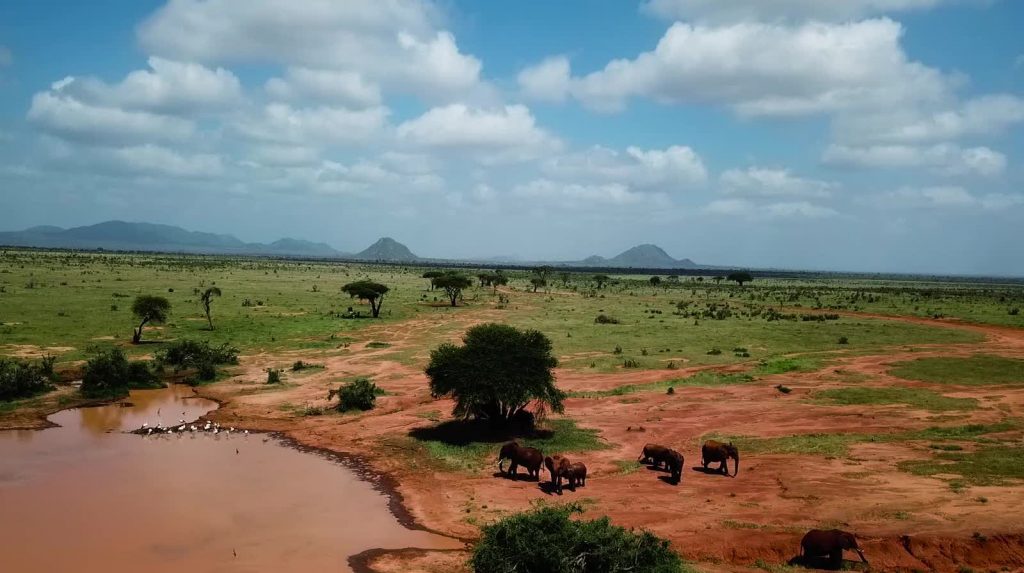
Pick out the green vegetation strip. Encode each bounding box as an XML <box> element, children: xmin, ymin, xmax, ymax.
<box><xmin>568</xmin><ymin>372</ymin><xmax>754</xmax><ymax>398</ymax></box>
<box><xmin>890</xmin><ymin>355</ymin><xmax>1024</xmax><ymax>386</ymax></box>
<box><xmin>812</xmin><ymin>387</ymin><xmax>978</xmax><ymax>412</ymax></box>
<box><xmin>899</xmin><ymin>445</ymin><xmax>1024</xmax><ymax>486</ymax></box>
<box><xmin>412</xmin><ymin>418</ymin><xmax>609</xmax><ymax>473</ymax></box>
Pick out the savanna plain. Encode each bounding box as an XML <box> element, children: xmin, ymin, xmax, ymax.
<box><xmin>3</xmin><ymin>249</ymin><xmax>1024</xmax><ymax>572</ymax></box>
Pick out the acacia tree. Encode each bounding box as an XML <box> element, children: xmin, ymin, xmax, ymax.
<box><xmin>559</xmin><ymin>272</ymin><xmax>571</xmax><ymax>287</ymax></box>
<box><xmin>425</xmin><ymin>323</ymin><xmax>564</xmax><ymax>427</ymax></box>
<box><xmin>649</xmin><ymin>276</ymin><xmax>662</xmax><ymax>288</ymax></box>
<box><xmin>199</xmin><ymin>286</ymin><xmax>222</xmax><ymax>330</ymax></box>
<box><xmin>727</xmin><ymin>271</ymin><xmax>754</xmax><ymax>286</ymax></box>
<box><xmin>530</xmin><ymin>277</ymin><xmax>547</xmax><ymax>293</ymax></box>
<box><xmin>341</xmin><ymin>280</ymin><xmax>389</xmax><ymax>318</ymax></box>
<box><xmin>532</xmin><ymin>265</ymin><xmax>553</xmax><ymax>282</ymax></box>
<box><xmin>593</xmin><ymin>274</ymin><xmax>610</xmax><ymax>289</ymax></box>
<box><xmin>712</xmin><ymin>276</ymin><xmax>725</xmax><ymax>285</ymax></box>
<box><xmin>489</xmin><ymin>272</ymin><xmax>508</xmax><ymax>294</ymax></box>
<box><xmin>422</xmin><ymin>271</ymin><xmax>444</xmax><ymax>290</ymax></box>
<box><xmin>434</xmin><ymin>273</ymin><xmax>473</xmax><ymax>307</ymax></box>
<box><xmin>131</xmin><ymin>295</ymin><xmax>171</xmax><ymax>343</ymax></box>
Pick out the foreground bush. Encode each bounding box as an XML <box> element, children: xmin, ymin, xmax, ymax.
<box><xmin>471</xmin><ymin>503</ymin><xmax>684</xmax><ymax>573</ymax></box>
<box><xmin>0</xmin><ymin>356</ymin><xmax>56</xmax><ymax>401</ymax></box>
<box><xmin>81</xmin><ymin>348</ymin><xmax>160</xmax><ymax>399</ymax></box>
<box><xmin>329</xmin><ymin>377</ymin><xmax>380</xmax><ymax>411</ymax></box>
<box><xmin>156</xmin><ymin>340</ymin><xmax>239</xmax><ymax>383</ymax></box>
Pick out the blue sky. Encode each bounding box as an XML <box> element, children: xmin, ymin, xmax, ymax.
<box><xmin>1</xmin><ymin>0</ymin><xmax>1022</xmax><ymax>275</ymax></box>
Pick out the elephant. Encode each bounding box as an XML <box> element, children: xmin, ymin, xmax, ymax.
<box><xmin>701</xmin><ymin>440</ymin><xmax>740</xmax><ymax>477</ymax></box>
<box><xmin>544</xmin><ymin>455</ymin><xmax>573</xmax><ymax>493</ymax></box>
<box><xmin>800</xmin><ymin>529</ymin><xmax>868</xmax><ymax>570</ymax></box>
<box><xmin>638</xmin><ymin>443</ymin><xmax>673</xmax><ymax>469</ymax></box>
<box><xmin>498</xmin><ymin>441</ymin><xmax>543</xmax><ymax>480</ymax></box>
<box><xmin>567</xmin><ymin>462</ymin><xmax>587</xmax><ymax>489</ymax></box>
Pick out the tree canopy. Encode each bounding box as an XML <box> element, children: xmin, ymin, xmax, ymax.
<box><xmin>593</xmin><ymin>274</ymin><xmax>610</xmax><ymax>289</ymax></box>
<box><xmin>425</xmin><ymin>323</ymin><xmax>563</xmax><ymax>426</ymax></box>
<box><xmin>200</xmin><ymin>286</ymin><xmax>222</xmax><ymax>330</ymax></box>
<box><xmin>422</xmin><ymin>270</ymin><xmax>444</xmax><ymax>290</ymax></box>
<box><xmin>727</xmin><ymin>271</ymin><xmax>753</xmax><ymax>286</ymax></box>
<box><xmin>649</xmin><ymin>276</ymin><xmax>662</xmax><ymax>287</ymax></box>
<box><xmin>341</xmin><ymin>280</ymin><xmax>389</xmax><ymax>318</ymax></box>
<box><xmin>131</xmin><ymin>295</ymin><xmax>170</xmax><ymax>343</ymax></box>
<box><xmin>530</xmin><ymin>277</ymin><xmax>547</xmax><ymax>293</ymax></box>
<box><xmin>433</xmin><ymin>273</ymin><xmax>473</xmax><ymax>307</ymax></box>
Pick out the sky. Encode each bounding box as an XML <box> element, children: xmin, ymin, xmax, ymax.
<box><xmin>0</xmin><ymin>0</ymin><xmax>1022</xmax><ymax>275</ymax></box>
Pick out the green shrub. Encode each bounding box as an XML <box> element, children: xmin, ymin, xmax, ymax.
<box><xmin>81</xmin><ymin>348</ymin><xmax>160</xmax><ymax>399</ymax></box>
<box><xmin>156</xmin><ymin>340</ymin><xmax>238</xmax><ymax>384</ymax></box>
<box><xmin>266</xmin><ymin>368</ymin><xmax>282</xmax><ymax>384</ymax></box>
<box><xmin>470</xmin><ymin>503</ymin><xmax>685</xmax><ymax>573</ymax></box>
<box><xmin>329</xmin><ymin>377</ymin><xmax>380</xmax><ymax>411</ymax></box>
<box><xmin>594</xmin><ymin>314</ymin><xmax>620</xmax><ymax>324</ymax></box>
<box><xmin>838</xmin><ymin>336</ymin><xmax>850</xmax><ymax>345</ymax></box>
<box><xmin>0</xmin><ymin>357</ymin><xmax>56</xmax><ymax>401</ymax></box>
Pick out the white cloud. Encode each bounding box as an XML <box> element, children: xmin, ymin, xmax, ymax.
<box><xmin>542</xmin><ymin>145</ymin><xmax>707</xmax><ymax>189</ymax></box>
<box><xmin>834</xmin><ymin>94</ymin><xmax>1024</xmax><ymax>144</ymax></box>
<box><xmin>513</xmin><ymin>179</ymin><xmax>670</xmax><ymax>208</ymax></box>
<box><xmin>257</xmin><ymin>158</ymin><xmax>443</xmax><ymax>197</ymax></box>
<box><xmin>642</xmin><ymin>0</ymin><xmax>948</xmax><ymax>23</ymax></box>
<box><xmin>705</xmin><ymin>198</ymin><xmax>838</xmax><ymax>219</ymax></box>
<box><xmin>234</xmin><ymin>103</ymin><xmax>389</xmax><ymax>145</ymax></box>
<box><xmin>397</xmin><ymin>104</ymin><xmax>561</xmax><ymax>162</ymax></box>
<box><xmin>250</xmin><ymin>145</ymin><xmax>321</xmax><ymax>167</ymax></box>
<box><xmin>720</xmin><ymin>167</ymin><xmax>836</xmax><ymax>197</ymax></box>
<box><xmin>28</xmin><ymin>88</ymin><xmax>195</xmax><ymax>145</ymax></box>
<box><xmin>874</xmin><ymin>185</ymin><xmax>1022</xmax><ymax>210</ymax></box>
<box><xmin>138</xmin><ymin>0</ymin><xmax>481</xmax><ymax>99</ymax></box>
<box><xmin>265</xmin><ymin>68</ymin><xmax>381</xmax><ymax>108</ymax></box>
<box><xmin>63</xmin><ymin>57</ymin><xmax>242</xmax><ymax>114</ymax></box>
<box><xmin>560</xmin><ymin>19</ymin><xmax>948</xmax><ymax>115</ymax></box>
<box><xmin>518</xmin><ymin>56</ymin><xmax>571</xmax><ymax>102</ymax></box>
<box><xmin>104</xmin><ymin>144</ymin><xmax>224</xmax><ymax>178</ymax></box>
<box><xmin>823</xmin><ymin>144</ymin><xmax>1006</xmax><ymax>177</ymax></box>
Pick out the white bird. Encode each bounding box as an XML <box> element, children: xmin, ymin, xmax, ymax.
<box><xmin>244</xmin><ymin>430</ymin><xmax>249</xmax><ymax>435</ymax></box>
<box><xmin>229</xmin><ymin>427</ymin><xmax>234</xmax><ymax>432</ymax></box>
<box><xmin>178</xmin><ymin>425</ymin><xmax>185</xmax><ymax>432</ymax></box>
<box><xmin>142</xmin><ymin>422</ymin><xmax>148</xmax><ymax>428</ymax></box>
<box><xmin>147</xmin><ymin>428</ymin><xmax>153</xmax><ymax>435</ymax></box>
<box><xmin>166</xmin><ymin>429</ymin><xmax>172</xmax><ymax>434</ymax></box>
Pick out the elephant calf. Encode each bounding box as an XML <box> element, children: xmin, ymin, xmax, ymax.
<box><xmin>800</xmin><ymin>529</ymin><xmax>868</xmax><ymax>570</ymax></box>
<box><xmin>567</xmin><ymin>462</ymin><xmax>587</xmax><ymax>489</ymax></box>
<box><xmin>544</xmin><ymin>455</ymin><xmax>572</xmax><ymax>493</ymax></box>
<box><xmin>701</xmin><ymin>440</ymin><xmax>740</xmax><ymax>477</ymax></box>
<box><xmin>498</xmin><ymin>441</ymin><xmax>543</xmax><ymax>481</ymax></box>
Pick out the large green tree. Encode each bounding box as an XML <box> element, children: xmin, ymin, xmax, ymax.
<box><xmin>433</xmin><ymin>273</ymin><xmax>473</xmax><ymax>307</ymax></box>
<box><xmin>341</xmin><ymin>280</ymin><xmax>389</xmax><ymax>318</ymax></box>
<box><xmin>425</xmin><ymin>323</ymin><xmax>564</xmax><ymax>426</ymax></box>
<box><xmin>131</xmin><ymin>295</ymin><xmax>170</xmax><ymax>343</ymax></box>
<box><xmin>593</xmin><ymin>274</ymin><xmax>610</xmax><ymax>289</ymax></box>
<box><xmin>199</xmin><ymin>286</ymin><xmax>222</xmax><ymax>330</ymax></box>
<box><xmin>727</xmin><ymin>271</ymin><xmax>754</xmax><ymax>286</ymax></box>
<box><xmin>422</xmin><ymin>270</ymin><xmax>444</xmax><ymax>290</ymax></box>
<box><xmin>530</xmin><ymin>277</ymin><xmax>547</xmax><ymax>293</ymax></box>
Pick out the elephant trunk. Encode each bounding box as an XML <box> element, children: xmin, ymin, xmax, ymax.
<box><xmin>732</xmin><ymin>454</ymin><xmax>739</xmax><ymax>477</ymax></box>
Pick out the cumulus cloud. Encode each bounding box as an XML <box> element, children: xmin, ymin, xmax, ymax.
<box><xmin>28</xmin><ymin>85</ymin><xmax>195</xmax><ymax>145</ymax></box>
<box><xmin>720</xmin><ymin>167</ymin><xmax>836</xmax><ymax>197</ymax></box>
<box><xmin>823</xmin><ymin>144</ymin><xmax>1006</xmax><ymax>177</ymax></box>
<box><xmin>642</xmin><ymin>0</ymin><xmax>948</xmax><ymax>23</ymax></box>
<box><xmin>542</xmin><ymin>19</ymin><xmax>948</xmax><ymax>115</ymax></box>
<box><xmin>518</xmin><ymin>56</ymin><xmax>571</xmax><ymax>102</ymax></box>
<box><xmin>542</xmin><ymin>145</ymin><xmax>707</xmax><ymax>189</ymax></box>
<box><xmin>103</xmin><ymin>144</ymin><xmax>224</xmax><ymax>178</ymax></box>
<box><xmin>248</xmin><ymin>158</ymin><xmax>443</xmax><ymax>197</ymax></box>
<box><xmin>265</xmin><ymin>68</ymin><xmax>381</xmax><ymax>108</ymax></box>
<box><xmin>705</xmin><ymin>198</ymin><xmax>838</xmax><ymax>219</ymax></box>
<box><xmin>513</xmin><ymin>179</ymin><xmax>670</xmax><ymax>209</ymax></box>
<box><xmin>60</xmin><ymin>57</ymin><xmax>243</xmax><ymax>114</ymax></box>
<box><xmin>874</xmin><ymin>186</ymin><xmax>1023</xmax><ymax>210</ymax></box>
<box><xmin>234</xmin><ymin>103</ymin><xmax>389</xmax><ymax>145</ymax></box>
<box><xmin>397</xmin><ymin>104</ymin><xmax>561</xmax><ymax>162</ymax></box>
<box><xmin>834</xmin><ymin>94</ymin><xmax>1024</xmax><ymax>144</ymax></box>
<box><xmin>138</xmin><ymin>0</ymin><xmax>481</xmax><ymax>99</ymax></box>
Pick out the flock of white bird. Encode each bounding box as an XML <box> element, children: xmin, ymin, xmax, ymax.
<box><xmin>136</xmin><ymin>419</ymin><xmax>249</xmax><ymax>436</ymax></box>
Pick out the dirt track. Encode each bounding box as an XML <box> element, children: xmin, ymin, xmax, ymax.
<box><xmin>96</xmin><ymin>310</ymin><xmax>1024</xmax><ymax>570</ymax></box>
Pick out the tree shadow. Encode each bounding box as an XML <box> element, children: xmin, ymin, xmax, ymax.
<box><xmin>408</xmin><ymin>418</ymin><xmax>552</xmax><ymax>447</ymax></box>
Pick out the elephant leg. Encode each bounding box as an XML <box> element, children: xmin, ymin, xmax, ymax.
<box><xmin>510</xmin><ymin>462</ymin><xmax>518</xmax><ymax>477</ymax></box>
<box><xmin>720</xmin><ymin>461</ymin><xmax>728</xmax><ymax>474</ymax></box>
<box><xmin>702</xmin><ymin>458</ymin><xmax>708</xmax><ymax>469</ymax></box>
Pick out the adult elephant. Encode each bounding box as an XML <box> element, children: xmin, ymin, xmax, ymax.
<box><xmin>664</xmin><ymin>449</ymin><xmax>684</xmax><ymax>484</ymax></box>
<box><xmin>498</xmin><ymin>441</ymin><xmax>543</xmax><ymax>480</ymax></box>
<box><xmin>800</xmin><ymin>529</ymin><xmax>868</xmax><ymax>570</ymax></box>
<box><xmin>638</xmin><ymin>443</ymin><xmax>673</xmax><ymax>469</ymax></box>
<box><xmin>701</xmin><ymin>440</ymin><xmax>740</xmax><ymax>477</ymax></box>
<box><xmin>544</xmin><ymin>455</ymin><xmax>572</xmax><ymax>493</ymax></box>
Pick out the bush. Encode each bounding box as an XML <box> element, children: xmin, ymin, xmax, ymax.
<box><xmin>0</xmin><ymin>357</ymin><xmax>56</xmax><ymax>401</ymax></box>
<box><xmin>1010</xmin><ymin>308</ymin><xmax>1020</xmax><ymax>316</ymax></box>
<box><xmin>266</xmin><ymin>369</ymin><xmax>282</xmax><ymax>384</ymax></box>
<box><xmin>594</xmin><ymin>314</ymin><xmax>620</xmax><ymax>324</ymax></box>
<box><xmin>156</xmin><ymin>340</ymin><xmax>238</xmax><ymax>383</ymax></box>
<box><xmin>707</xmin><ymin>348</ymin><xmax>722</xmax><ymax>355</ymax></box>
<box><xmin>838</xmin><ymin>336</ymin><xmax>850</xmax><ymax>345</ymax></box>
<box><xmin>330</xmin><ymin>377</ymin><xmax>380</xmax><ymax>411</ymax></box>
<box><xmin>470</xmin><ymin>503</ymin><xmax>684</xmax><ymax>573</ymax></box>
<box><xmin>81</xmin><ymin>348</ymin><xmax>160</xmax><ymax>399</ymax></box>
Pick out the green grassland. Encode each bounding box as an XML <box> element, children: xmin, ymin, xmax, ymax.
<box><xmin>889</xmin><ymin>355</ymin><xmax>1024</xmax><ymax>387</ymax></box>
<box><xmin>811</xmin><ymin>387</ymin><xmax>979</xmax><ymax>412</ymax></box>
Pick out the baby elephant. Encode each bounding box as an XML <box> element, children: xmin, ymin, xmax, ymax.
<box><xmin>800</xmin><ymin>529</ymin><xmax>868</xmax><ymax>570</ymax></box>
<box><xmin>701</xmin><ymin>440</ymin><xmax>739</xmax><ymax>477</ymax></box>
<box><xmin>567</xmin><ymin>462</ymin><xmax>587</xmax><ymax>489</ymax></box>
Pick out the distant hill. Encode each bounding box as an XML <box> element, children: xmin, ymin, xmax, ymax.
<box><xmin>581</xmin><ymin>244</ymin><xmax>697</xmax><ymax>269</ymax></box>
<box><xmin>0</xmin><ymin>221</ymin><xmax>344</xmax><ymax>257</ymax></box>
<box><xmin>355</xmin><ymin>237</ymin><xmax>418</xmax><ymax>261</ymax></box>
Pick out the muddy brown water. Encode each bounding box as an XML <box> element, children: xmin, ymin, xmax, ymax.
<box><xmin>0</xmin><ymin>385</ymin><xmax>460</xmax><ymax>572</ymax></box>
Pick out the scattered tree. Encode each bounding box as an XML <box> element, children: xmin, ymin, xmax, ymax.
<box><xmin>712</xmin><ymin>276</ymin><xmax>725</xmax><ymax>285</ymax></box>
<box><xmin>199</xmin><ymin>286</ymin><xmax>222</xmax><ymax>330</ymax></box>
<box><xmin>81</xmin><ymin>348</ymin><xmax>159</xmax><ymax>399</ymax></box>
<box><xmin>422</xmin><ymin>270</ymin><xmax>444</xmax><ymax>290</ymax></box>
<box><xmin>131</xmin><ymin>295</ymin><xmax>171</xmax><ymax>343</ymax></box>
<box><xmin>559</xmin><ymin>272</ymin><xmax>571</xmax><ymax>287</ymax></box>
<box><xmin>471</xmin><ymin>503</ymin><xmax>684</xmax><ymax>573</ymax></box>
<box><xmin>425</xmin><ymin>323</ymin><xmax>564</xmax><ymax>427</ymax></box>
<box><xmin>649</xmin><ymin>276</ymin><xmax>662</xmax><ymax>287</ymax></box>
<box><xmin>530</xmin><ymin>277</ymin><xmax>547</xmax><ymax>293</ymax></box>
<box><xmin>0</xmin><ymin>356</ymin><xmax>56</xmax><ymax>401</ymax></box>
<box><xmin>328</xmin><ymin>377</ymin><xmax>381</xmax><ymax>411</ymax></box>
<box><xmin>727</xmin><ymin>271</ymin><xmax>753</xmax><ymax>286</ymax></box>
<box><xmin>532</xmin><ymin>265</ymin><xmax>553</xmax><ymax>281</ymax></box>
<box><xmin>490</xmin><ymin>272</ymin><xmax>509</xmax><ymax>293</ymax></box>
<box><xmin>341</xmin><ymin>280</ymin><xmax>389</xmax><ymax>318</ymax></box>
<box><xmin>433</xmin><ymin>273</ymin><xmax>473</xmax><ymax>307</ymax></box>
<box><xmin>593</xmin><ymin>274</ymin><xmax>610</xmax><ymax>289</ymax></box>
